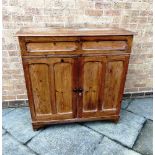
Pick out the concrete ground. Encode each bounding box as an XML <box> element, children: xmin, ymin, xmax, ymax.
<box><xmin>2</xmin><ymin>98</ymin><xmax>153</xmax><ymax>155</ymax></box>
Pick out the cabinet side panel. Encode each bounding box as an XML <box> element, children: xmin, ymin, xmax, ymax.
<box><xmin>54</xmin><ymin>63</ymin><xmax>72</xmax><ymax>113</ymax></box>
<box><xmin>83</xmin><ymin>62</ymin><xmax>102</xmax><ymax>111</ymax></box>
<box><xmin>29</xmin><ymin>64</ymin><xmax>52</xmax><ymax>115</ymax></box>
<box><xmin>104</xmin><ymin>61</ymin><xmax>124</xmax><ymax>109</ymax></box>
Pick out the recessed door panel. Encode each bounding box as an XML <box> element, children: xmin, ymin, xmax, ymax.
<box><xmin>78</xmin><ymin>57</ymin><xmax>106</xmax><ymax>118</ymax></box>
<box><xmin>25</xmin><ymin>57</ymin><xmax>76</xmax><ymax>121</ymax></box>
<box><xmin>78</xmin><ymin>55</ymin><xmax>129</xmax><ymax>118</ymax></box>
<box><xmin>104</xmin><ymin>60</ymin><xmax>124</xmax><ymax>110</ymax></box>
<box><xmin>83</xmin><ymin>62</ymin><xmax>102</xmax><ymax>111</ymax></box>
<box><xmin>54</xmin><ymin>63</ymin><xmax>72</xmax><ymax>113</ymax></box>
<box><xmin>30</xmin><ymin>64</ymin><xmax>52</xmax><ymax>115</ymax></box>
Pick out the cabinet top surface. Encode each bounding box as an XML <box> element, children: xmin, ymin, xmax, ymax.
<box><xmin>16</xmin><ymin>27</ymin><xmax>134</xmax><ymax>37</ymax></box>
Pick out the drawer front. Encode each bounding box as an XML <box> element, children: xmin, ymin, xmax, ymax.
<box><xmin>26</xmin><ymin>42</ymin><xmax>77</xmax><ymax>53</ymax></box>
<box><xmin>20</xmin><ymin>36</ymin><xmax>130</xmax><ymax>56</ymax></box>
<box><xmin>27</xmin><ymin>41</ymin><xmax>127</xmax><ymax>53</ymax></box>
<box><xmin>82</xmin><ymin>41</ymin><xmax>127</xmax><ymax>51</ymax></box>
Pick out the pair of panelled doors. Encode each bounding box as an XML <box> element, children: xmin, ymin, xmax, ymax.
<box><xmin>24</xmin><ymin>54</ymin><xmax>128</xmax><ymax>121</ymax></box>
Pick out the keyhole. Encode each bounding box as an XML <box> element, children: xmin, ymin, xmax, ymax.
<box><xmin>61</xmin><ymin>59</ymin><xmax>64</xmax><ymax>63</ymax></box>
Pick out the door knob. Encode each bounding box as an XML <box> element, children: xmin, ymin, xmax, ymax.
<box><xmin>73</xmin><ymin>88</ymin><xmax>83</xmax><ymax>93</ymax></box>
<box><xmin>78</xmin><ymin>88</ymin><xmax>83</xmax><ymax>92</ymax></box>
<box><xmin>79</xmin><ymin>92</ymin><xmax>82</xmax><ymax>96</ymax></box>
<box><xmin>73</xmin><ymin>88</ymin><xmax>78</xmax><ymax>92</ymax></box>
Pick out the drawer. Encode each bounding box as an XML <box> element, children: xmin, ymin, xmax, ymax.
<box><xmin>24</xmin><ymin>40</ymin><xmax>128</xmax><ymax>56</ymax></box>
<box><xmin>82</xmin><ymin>41</ymin><xmax>127</xmax><ymax>51</ymax></box>
<box><xmin>26</xmin><ymin>42</ymin><xmax>77</xmax><ymax>53</ymax></box>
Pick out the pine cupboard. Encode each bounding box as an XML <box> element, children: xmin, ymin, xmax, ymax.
<box><xmin>16</xmin><ymin>28</ymin><xmax>134</xmax><ymax>130</ymax></box>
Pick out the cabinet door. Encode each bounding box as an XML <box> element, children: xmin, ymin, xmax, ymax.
<box><xmin>23</xmin><ymin>57</ymin><xmax>77</xmax><ymax>121</ymax></box>
<box><xmin>78</xmin><ymin>55</ymin><xmax>129</xmax><ymax>118</ymax></box>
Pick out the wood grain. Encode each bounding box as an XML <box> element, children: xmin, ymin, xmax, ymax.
<box><xmin>24</xmin><ymin>57</ymin><xmax>76</xmax><ymax>120</ymax></box>
<box><xmin>27</xmin><ymin>42</ymin><xmax>77</xmax><ymax>52</ymax></box>
<box><xmin>83</xmin><ymin>61</ymin><xmax>102</xmax><ymax>111</ymax></box>
<box><xmin>16</xmin><ymin>27</ymin><xmax>134</xmax><ymax>36</ymax></box>
<box><xmin>103</xmin><ymin>57</ymin><xmax>124</xmax><ymax>110</ymax></box>
<box><xmin>29</xmin><ymin>63</ymin><xmax>52</xmax><ymax>115</ymax></box>
<box><xmin>82</xmin><ymin>41</ymin><xmax>127</xmax><ymax>51</ymax></box>
<box><xmin>78</xmin><ymin>56</ymin><xmax>107</xmax><ymax>118</ymax></box>
<box><xmin>17</xmin><ymin>28</ymin><xmax>134</xmax><ymax>130</ymax></box>
<box><xmin>54</xmin><ymin>62</ymin><xmax>72</xmax><ymax>113</ymax></box>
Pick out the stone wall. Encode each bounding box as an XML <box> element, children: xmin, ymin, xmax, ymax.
<box><xmin>2</xmin><ymin>0</ymin><xmax>153</xmax><ymax>101</ymax></box>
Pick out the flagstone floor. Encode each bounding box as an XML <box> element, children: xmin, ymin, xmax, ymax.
<box><xmin>2</xmin><ymin>97</ymin><xmax>153</xmax><ymax>155</ymax></box>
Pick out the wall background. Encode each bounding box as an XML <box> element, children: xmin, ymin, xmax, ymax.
<box><xmin>2</xmin><ymin>0</ymin><xmax>153</xmax><ymax>101</ymax></box>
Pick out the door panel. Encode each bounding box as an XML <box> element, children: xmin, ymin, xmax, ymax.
<box><xmin>30</xmin><ymin>64</ymin><xmax>52</xmax><ymax>115</ymax></box>
<box><xmin>104</xmin><ymin>60</ymin><xmax>124</xmax><ymax>110</ymax></box>
<box><xmin>83</xmin><ymin>61</ymin><xmax>102</xmax><ymax>111</ymax></box>
<box><xmin>78</xmin><ymin>55</ymin><xmax>129</xmax><ymax>118</ymax></box>
<box><xmin>78</xmin><ymin>57</ymin><xmax>106</xmax><ymax>118</ymax></box>
<box><xmin>103</xmin><ymin>56</ymin><xmax>129</xmax><ymax>114</ymax></box>
<box><xmin>24</xmin><ymin>57</ymin><xmax>76</xmax><ymax>120</ymax></box>
<box><xmin>54</xmin><ymin>63</ymin><xmax>72</xmax><ymax>113</ymax></box>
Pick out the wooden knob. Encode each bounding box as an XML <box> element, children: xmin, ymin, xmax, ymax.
<box><xmin>73</xmin><ymin>88</ymin><xmax>77</xmax><ymax>92</ymax></box>
<box><xmin>79</xmin><ymin>92</ymin><xmax>82</xmax><ymax>96</ymax></box>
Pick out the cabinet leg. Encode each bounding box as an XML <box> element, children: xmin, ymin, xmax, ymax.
<box><xmin>113</xmin><ymin>116</ymin><xmax>120</xmax><ymax>123</ymax></box>
<box><xmin>32</xmin><ymin>124</ymin><xmax>44</xmax><ymax>131</ymax></box>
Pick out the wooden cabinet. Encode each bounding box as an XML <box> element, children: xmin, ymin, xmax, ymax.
<box><xmin>17</xmin><ymin>28</ymin><xmax>134</xmax><ymax>130</ymax></box>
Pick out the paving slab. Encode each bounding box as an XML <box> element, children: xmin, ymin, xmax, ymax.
<box><xmin>2</xmin><ymin>108</ymin><xmax>15</xmax><ymax>116</ymax></box>
<box><xmin>3</xmin><ymin>134</ymin><xmax>36</xmax><ymax>155</ymax></box>
<box><xmin>2</xmin><ymin>107</ymin><xmax>40</xmax><ymax>143</ymax></box>
<box><xmin>121</xmin><ymin>99</ymin><xmax>132</xmax><ymax>109</ymax></box>
<box><xmin>84</xmin><ymin>110</ymin><xmax>145</xmax><ymax>148</ymax></box>
<box><xmin>93</xmin><ymin>137</ymin><xmax>141</xmax><ymax>155</ymax></box>
<box><xmin>28</xmin><ymin>124</ymin><xmax>102</xmax><ymax>155</ymax></box>
<box><xmin>133</xmin><ymin>120</ymin><xmax>153</xmax><ymax>155</ymax></box>
<box><xmin>127</xmin><ymin>98</ymin><xmax>153</xmax><ymax>120</ymax></box>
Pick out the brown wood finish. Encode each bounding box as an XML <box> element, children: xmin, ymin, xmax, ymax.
<box><xmin>16</xmin><ymin>27</ymin><xmax>134</xmax><ymax>36</ymax></box>
<box><xmin>77</xmin><ymin>55</ymin><xmax>129</xmax><ymax>118</ymax></box>
<box><xmin>82</xmin><ymin>41</ymin><xmax>127</xmax><ymax>51</ymax></box>
<box><xmin>17</xmin><ymin>27</ymin><xmax>134</xmax><ymax>130</ymax></box>
<box><xmin>23</xmin><ymin>57</ymin><xmax>76</xmax><ymax>120</ymax></box>
<box><xmin>27</xmin><ymin>42</ymin><xmax>77</xmax><ymax>52</ymax></box>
